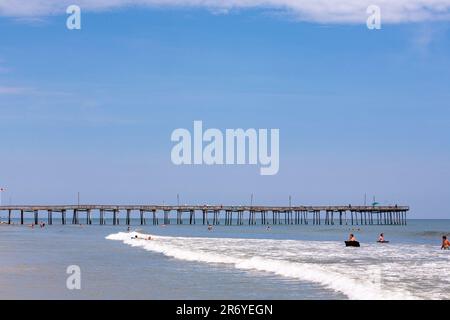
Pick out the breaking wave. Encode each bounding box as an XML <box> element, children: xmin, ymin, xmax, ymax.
<box><xmin>105</xmin><ymin>231</ymin><xmax>450</xmax><ymax>300</ymax></box>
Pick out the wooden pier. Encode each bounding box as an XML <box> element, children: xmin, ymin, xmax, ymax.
<box><xmin>0</xmin><ymin>205</ymin><xmax>409</xmax><ymax>226</ymax></box>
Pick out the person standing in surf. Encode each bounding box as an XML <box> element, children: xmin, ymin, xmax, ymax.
<box><xmin>441</xmin><ymin>236</ymin><xmax>450</xmax><ymax>250</ymax></box>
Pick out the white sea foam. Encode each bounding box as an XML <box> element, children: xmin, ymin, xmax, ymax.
<box><xmin>106</xmin><ymin>232</ymin><xmax>449</xmax><ymax>300</ymax></box>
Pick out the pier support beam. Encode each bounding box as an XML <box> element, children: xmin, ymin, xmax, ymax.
<box><xmin>177</xmin><ymin>210</ymin><xmax>182</xmax><ymax>224</ymax></box>
<box><xmin>212</xmin><ymin>210</ymin><xmax>219</xmax><ymax>225</ymax></box>
<box><xmin>34</xmin><ymin>210</ymin><xmax>38</xmax><ymax>225</ymax></box>
<box><xmin>72</xmin><ymin>209</ymin><xmax>78</xmax><ymax>224</ymax></box>
<box><xmin>100</xmin><ymin>209</ymin><xmax>104</xmax><ymax>225</ymax></box>
<box><xmin>224</xmin><ymin>210</ymin><xmax>229</xmax><ymax>225</ymax></box>
<box><xmin>189</xmin><ymin>210</ymin><xmax>195</xmax><ymax>225</ymax></box>
<box><xmin>126</xmin><ymin>209</ymin><xmax>131</xmax><ymax>226</ymax></box>
<box><xmin>152</xmin><ymin>209</ymin><xmax>158</xmax><ymax>225</ymax></box>
<box><xmin>164</xmin><ymin>210</ymin><xmax>170</xmax><ymax>225</ymax></box>
<box><xmin>139</xmin><ymin>210</ymin><xmax>144</xmax><ymax>225</ymax></box>
<box><xmin>113</xmin><ymin>209</ymin><xmax>118</xmax><ymax>225</ymax></box>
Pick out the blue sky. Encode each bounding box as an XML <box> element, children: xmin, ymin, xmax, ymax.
<box><xmin>1</xmin><ymin>5</ymin><xmax>450</xmax><ymax>217</ymax></box>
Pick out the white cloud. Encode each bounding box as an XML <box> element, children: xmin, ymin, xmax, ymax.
<box><xmin>0</xmin><ymin>86</ymin><xmax>31</xmax><ymax>95</ymax></box>
<box><xmin>1</xmin><ymin>0</ymin><xmax>450</xmax><ymax>23</ymax></box>
<box><xmin>0</xmin><ymin>59</ymin><xmax>11</xmax><ymax>74</ymax></box>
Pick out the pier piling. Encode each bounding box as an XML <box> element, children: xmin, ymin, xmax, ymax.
<box><xmin>164</xmin><ymin>210</ymin><xmax>170</xmax><ymax>225</ymax></box>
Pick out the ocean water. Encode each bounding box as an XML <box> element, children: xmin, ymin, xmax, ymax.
<box><xmin>0</xmin><ymin>218</ymin><xmax>449</xmax><ymax>300</ymax></box>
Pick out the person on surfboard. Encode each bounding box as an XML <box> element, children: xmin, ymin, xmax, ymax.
<box><xmin>345</xmin><ymin>234</ymin><xmax>360</xmax><ymax>247</ymax></box>
<box><xmin>378</xmin><ymin>233</ymin><xmax>385</xmax><ymax>242</ymax></box>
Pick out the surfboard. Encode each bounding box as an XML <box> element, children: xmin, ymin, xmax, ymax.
<box><xmin>377</xmin><ymin>241</ymin><xmax>390</xmax><ymax>243</ymax></box>
<box><xmin>345</xmin><ymin>241</ymin><xmax>360</xmax><ymax>247</ymax></box>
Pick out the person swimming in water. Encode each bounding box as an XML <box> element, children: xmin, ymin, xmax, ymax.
<box><xmin>349</xmin><ymin>234</ymin><xmax>357</xmax><ymax>242</ymax></box>
<box><xmin>132</xmin><ymin>234</ymin><xmax>152</xmax><ymax>240</ymax></box>
<box><xmin>441</xmin><ymin>236</ymin><xmax>450</xmax><ymax>250</ymax></box>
